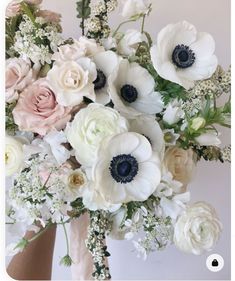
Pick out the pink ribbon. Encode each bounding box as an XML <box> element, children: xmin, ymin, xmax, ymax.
<box><xmin>70</xmin><ymin>213</ymin><xmax>93</xmax><ymax>280</ymax></box>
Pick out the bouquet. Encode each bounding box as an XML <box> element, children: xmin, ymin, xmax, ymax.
<box><xmin>5</xmin><ymin>0</ymin><xmax>231</xmax><ymax>279</ymax></box>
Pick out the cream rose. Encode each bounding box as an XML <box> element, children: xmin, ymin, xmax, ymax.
<box><xmin>78</xmin><ymin>36</ymin><xmax>105</xmax><ymax>57</ymax></box>
<box><xmin>66</xmin><ymin>103</ymin><xmax>129</xmax><ymax>167</ymax></box>
<box><xmin>13</xmin><ymin>79</ymin><xmax>72</xmax><ymax>136</ymax></box>
<box><xmin>47</xmin><ymin>57</ymin><xmax>97</xmax><ymax>107</ymax></box>
<box><xmin>5</xmin><ymin>135</ymin><xmax>24</xmax><ymax>176</ymax></box>
<box><xmin>5</xmin><ymin>58</ymin><xmax>39</xmax><ymax>103</ymax></box>
<box><xmin>164</xmin><ymin>147</ymin><xmax>196</xmax><ymax>189</ymax></box>
<box><xmin>174</xmin><ymin>202</ymin><xmax>222</xmax><ymax>255</ymax></box>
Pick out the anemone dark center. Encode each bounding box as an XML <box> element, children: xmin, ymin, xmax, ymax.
<box><xmin>109</xmin><ymin>154</ymin><xmax>138</xmax><ymax>183</ymax></box>
<box><xmin>172</xmin><ymin>44</ymin><xmax>195</xmax><ymax>69</ymax></box>
<box><xmin>120</xmin><ymin>84</ymin><xmax>138</xmax><ymax>103</ymax></box>
<box><xmin>94</xmin><ymin>69</ymin><xmax>107</xmax><ymax>90</ymax></box>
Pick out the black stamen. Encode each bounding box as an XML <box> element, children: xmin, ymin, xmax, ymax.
<box><xmin>172</xmin><ymin>44</ymin><xmax>195</xmax><ymax>69</ymax></box>
<box><xmin>120</xmin><ymin>84</ymin><xmax>138</xmax><ymax>103</ymax></box>
<box><xmin>94</xmin><ymin>69</ymin><xmax>107</xmax><ymax>90</ymax></box>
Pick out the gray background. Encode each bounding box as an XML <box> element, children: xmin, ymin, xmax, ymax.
<box><xmin>28</xmin><ymin>0</ymin><xmax>232</xmax><ymax>279</ymax></box>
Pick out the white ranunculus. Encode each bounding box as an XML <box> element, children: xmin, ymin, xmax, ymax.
<box><xmin>5</xmin><ymin>135</ymin><xmax>25</xmax><ymax>176</ymax></box>
<box><xmin>47</xmin><ymin>57</ymin><xmax>97</xmax><ymax>106</ymax></box>
<box><xmin>5</xmin><ymin>58</ymin><xmax>39</xmax><ymax>103</ymax></box>
<box><xmin>93</xmin><ymin>51</ymin><xmax>120</xmax><ymax>105</ymax></box>
<box><xmin>195</xmin><ymin>131</ymin><xmax>221</xmax><ymax>146</ymax></box>
<box><xmin>92</xmin><ymin>132</ymin><xmax>162</xmax><ymax>204</ymax></box>
<box><xmin>66</xmin><ymin>103</ymin><xmax>129</xmax><ymax>167</ymax></box>
<box><xmin>117</xmin><ymin>29</ymin><xmax>143</xmax><ymax>56</ymax></box>
<box><xmin>174</xmin><ymin>202</ymin><xmax>222</xmax><ymax>255</ymax></box>
<box><xmin>129</xmin><ymin>115</ymin><xmax>165</xmax><ymax>160</ymax></box>
<box><xmin>150</xmin><ymin>21</ymin><xmax>218</xmax><ymax>90</ymax></box>
<box><xmin>163</xmin><ymin>99</ymin><xmax>185</xmax><ymax>125</ymax></box>
<box><xmin>121</xmin><ymin>0</ymin><xmax>151</xmax><ymax>18</ymax></box>
<box><xmin>160</xmin><ymin>192</ymin><xmax>190</xmax><ymax>220</ymax></box>
<box><xmin>109</xmin><ymin>59</ymin><xmax>164</xmax><ymax>118</ymax></box>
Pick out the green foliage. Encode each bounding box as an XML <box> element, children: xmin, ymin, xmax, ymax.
<box><xmin>6</xmin><ymin>102</ymin><xmax>18</xmax><ymax>134</ymax></box>
<box><xmin>76</xmin><ymin>0</ymin><xmax>91</xmax><ymax>19</ymax></box>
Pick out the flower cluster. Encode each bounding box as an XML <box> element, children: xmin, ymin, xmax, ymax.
<box><xmin>5</xmin><ymin>0</ymin><xmax>230</xmax><ymax>279</ymax></box>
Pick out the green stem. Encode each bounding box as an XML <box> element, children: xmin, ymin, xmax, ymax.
<box><xmin>112</xmin><ymin>19</ymin><xmax>137</xmax><ymax>37</ymax></box>
<box><xmin>141</xmin><ymin>14</ymin><xmax>146</xmax><ymax>33</ymax></box>
<box><xmin>28</xmin><ymin>223</ymin><xmax>53</xmax><ymax>243</ymax></box>
<box><xmin>61</xmin><ymin>220</ymin><xmax>70</xmax><ymax>255</ymax></box>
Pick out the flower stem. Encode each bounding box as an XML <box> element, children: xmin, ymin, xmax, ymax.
<box><xmin>112</xmin><ymin>19</ymin><xmax>137</xmax><ymax>37</ymax></box>
<box><xmin>61</xmin><ymin>219</ymin><xmax>70</xmax><ymax>255</ymax></box>
<box><xmin>28</xmin><ymin>223</ymin><xmax>53</xmax><ymax>243</ymax></box>
<box><xmin>141</xmin><ymin>14</ymin><xmax>146</xmax><ymax>34</ymax></box>
<box><xmin>20</xmin><ymin>2</ymin><xmax>38</xmax><ymax>28</ymax></box>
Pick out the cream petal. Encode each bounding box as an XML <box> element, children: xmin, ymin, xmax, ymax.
<box><xmin>131</xmin><ymin>134</ymin><xmax>152</xmax><ymax>162</ymax></box>
<box><xmin>177</xmin><ymin>55</ymin><xmax>218</xmax><ymax>81</ymax></box>
<box><xmin>95</xmin><ymin>88</ymin><xmax>111</xmax><ymax>105</ymax></box>
<box><xmin>126</xmin><ymin>63</ymin><xmax>155</xmax><ymax>96</ymax></box>
<box><xmin>93</xmin><ymin>51</ymin><xmax>120</xmax><ymax>77</ymax></box>
<box><xmin>77</xmin><ymin>57</ymin><xmax>97</xmax><ymax>82</ymax></box>
<box><xmin>190</xmin><ymin>32</ymin><xmax>216</xmax><ymax>59</ymax></box>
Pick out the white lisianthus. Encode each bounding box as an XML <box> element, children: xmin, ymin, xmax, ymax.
<box><xmin>150</xmin><ymin>21</ymin><xmax>218</xmax><ymax>89</ymax></box>
<box><xmin>5</xmin><ymin>135</ymin><xmax>25</xmax><ymax>177</ymax></box>
<box><xmin>174</xmin><ymin>202</ymin><xmax>222</xmax><ymax>255</ymax></box>
<box><xmin>191</xmin><ymin>117</ymin><xmax>206</xmax><ymax>131</ymax></box>
<box><xmin>160</xmin><ymin>192</ymin><xmax>190</xmax><ymax>220</ymax></box>
<box><xmin>121</xmin><ymin>0</ymin><xmax>151</xmax><ymax>18</ymax></box>
<box><xmin>92</xmin><ymin>132</ymin><xmax>162</xmax><ymax>204</ymax></box>
<box><xmin>109</xmin><ymin>207</ymin><xmax>128</xmax><ymax>240</ymax></box>
<box><xmin>47</xmin><ymin>57</ymin><xmax>97</xmax><ymax>106</ymax></box>
<box><xmin>117</xmin><ymin>29</ymin><xmax>143</xmax><ymax>56</ymax></box>
<box><xmin>195</xmin><ymin>131</ymin><xmax>221</xmax><ymax>146</ymax></box>
<box><xmin>101</xmin><ymin>37</ymin><xmax>117</xmax><ymax>50</ymax></box>
<box><xmin>109</xmin><ymin>59</ymin><xmax>164</xmax><ymax>118</ymax></box>
<box><xmin>93</xmin><ymin>51</ymin><xmax>120</xmax><ymax>105</ymax></box>
<box><xmin>43</xmin><ymin>130</ymin><xmax>71</xmax><ymax>165</ymax></box>
<box><xmin>163</xmin><ymin>100</ymin><xmax>185</xmax><ymax>125</ymax></box>
<box><xmin>66</xmin><ymin>103</ymin><xmax>129</xmax><ymax>167</ymax></box>
<box><xmin>82</xmin><ymin>182</ymin><xmax>121</xmax><ymax>212</ymax></box>
<box><xmin>129</xmin><ymin>115</ymin><xmax>165</xmax><ymax>160</ymax></box>
<box><xmin>163</xmin><ymin>129</ymin><xmax>180</xmax><ymax>146</ymax></box>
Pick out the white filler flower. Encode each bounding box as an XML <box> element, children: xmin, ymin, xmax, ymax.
<box><xmin>109</xmin><ymin>59</ymin><xmax>163</xmax><ymax>117</ymax></box>
<box><xmin>66</xmin><ymin>103</ymin><xmax>129</xmax><ymax>167</ymax></box>
<box><xmin>92</xmin><ymin>132</ymin><xmax>161</xmax><ymax>204</ymax></box>
<box><xmin>150</xmin><ymin>21</ymin><xmax>218</xmax><ymax>89</ymax></box>
<box><xmin>174</xmin><ymin>202</ymin><xmax>222</xmax><ymax>255</ymax></box>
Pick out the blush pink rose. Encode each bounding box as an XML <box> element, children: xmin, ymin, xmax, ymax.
<box><xmin>36</xmin><ymin>10</ymin><xmax>62</xmax><ymax>23</ymax></box>
<box><xmin>6</xmin><ymin>58</ymin><xmax>39</xmax><ymax>103</ymax></box>
<box><xmin>5</xmin><ymin>0</ymin><xmax>21</xmax><ymax>18</ymax></box>
<box><xmin>13</xmin><ymin>79</ymin><xmax>72</xmax><ymax>136</ymax></box>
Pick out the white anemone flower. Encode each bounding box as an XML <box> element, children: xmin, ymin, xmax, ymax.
<box><xmin>92</xmin><ymin>132</ymin><xmax>162</xmax><ymax>204</ymax></box>
<box><xmin>150</xmin><ymin>21</ymin><xmax>218</xmax><ymax>90</ymax></box>
<box><xmin>109</xmin><ymin>59</ymin><xmax>164</xmax><ymax>118</ymax></box>
<box><xmin>93</xmin><ymin>50</ymin><xmax>120</xmax><ymax>105</ymax></box>
<box><xmin>129</xmin><ymin>115</ymin><xmax>165</xmax><ymax>160</ymax></box>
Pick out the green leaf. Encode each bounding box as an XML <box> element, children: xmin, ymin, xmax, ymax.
<box><xmin>76</xmin><ymin>0</ymin><xmax>91</xmax><ymax>19</ymax></box>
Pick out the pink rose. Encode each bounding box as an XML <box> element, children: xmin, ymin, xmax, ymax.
<box><xmin>5</xmin><ymin>58</ymin><xmax>39</xmax><ymax>103</ymax></box>
<box><xmin>5</xmin><ymin>0</ymin><xmax>21</xmax><ymax>18</ymax></box>
<box><xmin>13</xmin><ymin>79</ymin><xmax>72</xmax><ymax>136</ymax></box>
<box><xmin>36</xmin><ymin>9</ymin><xmax>61</xmax><ymax>23</ymax></box>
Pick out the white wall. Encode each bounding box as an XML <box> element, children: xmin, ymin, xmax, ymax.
<box><xmin>41</xmin><ymin>0</ymin><xmax>231</xmax><ymax>280</ymax></box>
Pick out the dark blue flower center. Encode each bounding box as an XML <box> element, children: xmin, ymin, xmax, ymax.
<box><xmin>94</xmin><ymin>69</ymin><xmax>107</xmax><ymax>90</ymax></box>
<box><xmin>120</xmin><ymin>84</ymin><xmax>138</xmax><ymax>103</ymax></box>
<box><xmin>109</xmin><ymin>154</ymin><xmax>138</xmax><ymax>183</ymax></box>
<box><xmin>172</xmin><ymin>44</ymin><xmax>195</xmax><ymax>68</ymax></box>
